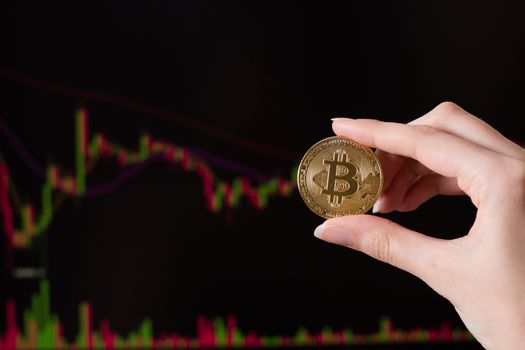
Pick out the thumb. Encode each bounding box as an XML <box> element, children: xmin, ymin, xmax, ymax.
<box><xmin>314</xmin><ymin>215</ymin><xmax>447</xmax><ymax>282</ymax></box>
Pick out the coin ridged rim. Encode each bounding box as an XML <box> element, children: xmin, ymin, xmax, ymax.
<box><xmin>297</xmin><ymin>136</ymin><xmax>383</xmax><ymax>219</ymax></box>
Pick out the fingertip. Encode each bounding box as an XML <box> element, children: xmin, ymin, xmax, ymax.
<box><xmin>313</xmin><ymin>223</ymin><xmax>352</xmax><ymax>247</ymax></box>
<box><xmin>331</xmin><ymin>118</ymin><xmax>357</xmax><ymax>135</ymax></box>
<box><xmin>372</xmin><ymin>197</ymin><xmax>383</xmax><ymax>213</ymax></box>
<box><xmin>313</xmin><ymin>223</ymin><xmax>326</xmax><ymax>239</ymax></box>
<box><xmin>372</xmin><ymin>195</ymin><xmax>396</xmax><ymax>214</ymax></box>
<box><xmin>331</xmin><ymin>117</ymin><xmax>354</xmax><ymax>122</ymax></box>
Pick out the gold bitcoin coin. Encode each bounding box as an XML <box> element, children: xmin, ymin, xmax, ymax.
<box><xmin>297</xmin><ymin>136</ymin><xmax>383</xmax><ymax>218</ymax></box>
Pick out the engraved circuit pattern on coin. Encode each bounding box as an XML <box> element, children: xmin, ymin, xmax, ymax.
<box><xmin>297</xmin><ymin>136</ymin><xmax>383</xmax><ymax>218</ymax></box>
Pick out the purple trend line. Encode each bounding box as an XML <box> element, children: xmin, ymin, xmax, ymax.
<box><xmin>182</xmin><ymin>145</ymin><xmax>273</xmax><ymax>182</ymax></box>
<box><xmin>84</xmin><ymin>154</ymin><xmax>164</xmax><ymax>197</ymax></box>
<box><xmin>0</xmin><ymin>66</ymin><xmax>299</xmax><ymax>161</ymax></box>
<box><xmin>0</xmin><ymin>117</ymin><xmax>277</xmax><ymax>198</ymax></box>
<box><xmin>84</xmin><ymin>149</ymin><xmax>275</xmax><ymax>197</ymax></box>
<box><xmin>0</xmin><ymin>118</ymin><xmax>46</xmax><ymax>179</ymax></box>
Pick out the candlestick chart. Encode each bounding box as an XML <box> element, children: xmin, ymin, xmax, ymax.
<box><xmin>0</xmin><ymin>280</ymin><xmax>473</xmax><ymax>349</ymax></box>
<box><xmin>0</xmin><ymin>103</ymin><xmax>477</xmax><ymax>349</ymax></box>
<box><xmin>0</xmin><ymin>108</ymin><xmax>296</xmax><ymax>251</ymax></box>
<box><xmin>6</xmin><ymin>2</ymin><xmax>525</xmax><ymax>347</ymax></box>
<box><xmin>0</xmin><ymin>70</ymin><xmax>478</xmax><ymax>350</ymax></box>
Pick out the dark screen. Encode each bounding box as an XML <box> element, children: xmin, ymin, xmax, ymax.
<box><xmin>1</xmin><ymin>2</ymin><xmax>523</xmax><ymax>349</ymax></box>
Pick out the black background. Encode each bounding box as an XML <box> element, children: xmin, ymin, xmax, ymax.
<box><xmin>1</xmin><ymin>2</ymin><xmax>524</xmax><ymax>349</ymax></box>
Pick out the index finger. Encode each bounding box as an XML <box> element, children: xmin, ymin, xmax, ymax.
<box><xmin>332</xmin><ymin>118</ymin><xmax>495</xmax><ymax>204</ymax></box>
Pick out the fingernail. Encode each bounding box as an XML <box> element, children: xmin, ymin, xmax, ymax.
<box><xmin>331</xmin><ymin>117</ymin><xmax>354</xmax><ymax>121</ymax></box>
<box><xmin>372</xmin><ymin>197</ymin><xmax>382</xmax><ymax>214</ymax></box>
<box><xmin>314</xmin><ymin>224</ymin><xmax>351</xmax><ymax>246</ymax></box>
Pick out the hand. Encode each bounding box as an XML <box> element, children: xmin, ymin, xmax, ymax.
<box><xmin>313</xmin><ymin>102</ymin><xmax>525</xmax><ymax>349</ymax></box>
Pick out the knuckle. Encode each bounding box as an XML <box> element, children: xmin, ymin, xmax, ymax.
<box><xmin>424</xmin><ymin>101</ymin><xmax>465</xmax><ymax>128</ymax></box>
<box><xmin>417</xmin><ymin>101</ymin><xmax>469</xmax><ymax>130</ymax></box>
<box><xmin>434</xmin><ymin>101</ymin><xmax>463</xmax><ymax>115</ymax></box>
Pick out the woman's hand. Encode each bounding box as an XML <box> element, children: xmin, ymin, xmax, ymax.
<box><xmin>313</xmin><ymin>102</ymin><xmax>525</xmax><ymax>349</ymax></box>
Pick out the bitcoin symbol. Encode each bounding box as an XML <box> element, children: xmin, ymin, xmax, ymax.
<box><xmin>320</xmin><ymin>151</ymin><xmax>359</xmax><ymax>205</ymax></box>
<box><xmin>298</xmin><ymin>136</ymin><xmax>383</xmax><ymax>218</ymax></box>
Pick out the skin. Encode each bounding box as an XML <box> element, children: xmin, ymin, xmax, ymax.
<box><xmin>313</xmin><ymin>102</ymin><xmax>525</xmax><ymax>349</ymax></box>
